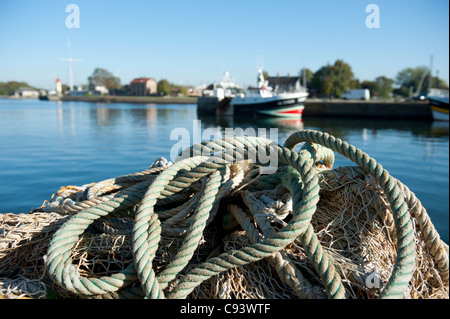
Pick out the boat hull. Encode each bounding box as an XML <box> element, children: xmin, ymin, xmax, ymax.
<box><xmin>39</xmin><ymin>95</ymin><xmax>61</xmax><ymax>101</ymax></box>
<box><xmin>232</xmin><ymin>96</ymin><xmax>307</xmax><ymax>118</ymax></box>
<box><xmin>431</xmin><ymin>107</ymin><xmax>449</xmax><ymax>121</ymax></box>
<box><xmin>257</xmin><ymin>104</ymin><xmax>305</xmax><ymax>117</ymax></box>
<box><xmin>429</xmin><ymin>97</ymin><xmax>449</xmax><ymax>121</ymax></box>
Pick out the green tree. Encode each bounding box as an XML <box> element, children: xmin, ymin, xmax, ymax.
<box><xmin>375</xmin><ymin>76</ymin><xmax>394</xmax><ymax>99</ymax></box>
<box><xmin>394</xmin><ymin>66</ymin><xmax>429</xmax><ymax>97</ymax></box>
<box><xmin>0</xmin><ymin>84</ymin><xmax>7</xmax><ymax>95</ymax></box>
<box><xmin>431</xmin><ymin>76</ymin><xmax>449</xmax><ymax>90</ymax></box>
<box><xmin>332</xmin><ymin>59</ymin><xmax>355</xmax><ymax>97</ymax></box>
<box><xmin>0</xmin><ymin>81</ymin><xmax>37</xmax><ymax>95</ymax></box>
<box><xmin>361</xmin><ymin>76</ymin><xmax>394</xmax><ymax>99</ymax></box>
<box><xmin>257</xmin><ymin>70</ymin><xmax>270</xmax><ymax>84</ymax></box>
<box><xmin>157</xmin><ymin>79</ymin><xmax>171</xmax><ymax>96</ymax></box>
<box><xmin>61</xmin><ymin>83</ymin><xmax>70</xmax><ymax>93</ymax></box>
<box><xmin>311</xmin><ymin>64</ymin><xmax>334</xmax><ymax>97</ymax></box>
<box><xmin>88</xmin><ymin>68</ymin><xmax>121</xmax><ymax>89</ymax></box>
<box><xmin>348</xmin><ymin>78</ymin><xmax>361</xmax><ymax>90</ymax></box>
<box><xmin>311</xmin><ymin>60</ymin><xmax>356</xmax><ymax>97</ymax></box>
<box><xmin>361</xmin><ymin>80</ymin><xmax>378</xmax><ymax>97</ymax></box>
<box><xmin>178</xmin><ymin>86</ymin><xmax>188</xmax><ymax>96</ymax></box>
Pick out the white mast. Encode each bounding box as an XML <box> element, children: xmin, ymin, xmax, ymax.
<box><xmin>59</xmin><ymin>38</ymin><xmax>82</xmax><ymax>92</ymax></box>
<box><xmin>428</xmin><ymin>55</ymin><xmax>433</xmax><ymax>92</ymax></box>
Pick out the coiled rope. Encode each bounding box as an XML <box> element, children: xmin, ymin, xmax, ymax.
<box><xmin>41</xmin><ymin>129</ymin><xmax>448</xmax><ymax>299</ymax></box>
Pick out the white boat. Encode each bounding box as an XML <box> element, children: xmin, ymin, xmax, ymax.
<box><xmin>197</xmin><ymin>72</ymin><xmax>243</xmax><ymax>115</ymax></box>
<box><xmin>231</xmin><ymin>67</ymin><xmax>308</xmax><ymax>118</ymax></box>
<box><xmin>201</xmin><ymin>71</ymin><xmax>243</xmax><ymax>100</ymax></box>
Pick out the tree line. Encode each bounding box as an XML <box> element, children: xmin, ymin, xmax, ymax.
<box><xmin>2</xmin><ymin>63</ymin><xmax>448</xmax><ymax>99</ymax></box>
<box><xmin>0</xmin><ymin>68</ymin><xmax>188</xmax><ymax>96</ymax></box>
<box><xmin>296</xmin><ymin>59</ymin><xmax>448</xmax><ymax>99</ymax></box>
<box><xmin>88</xmin><ymin>68</ymin><xmax>187</xmax><ymax>96</ymax></box>
<box><xmin>0</xmin><ymin>81</ymin><xmax>38</xmax><ymax>95</ymax></box>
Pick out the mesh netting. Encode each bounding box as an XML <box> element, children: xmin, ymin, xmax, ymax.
<box><xmin>0</xmin><ymin>159</ymin><xmax>448</xmax><ymax>299</ymax></box>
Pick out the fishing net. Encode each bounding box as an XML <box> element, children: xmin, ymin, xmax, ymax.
<box><xmin>0</xmin><ymin>137</ymin><xmax>448</xmax><ymax>299</ymax></box>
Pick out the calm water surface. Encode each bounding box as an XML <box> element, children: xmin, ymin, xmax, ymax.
<box><xmin>0</xmin><ymin>99</ymin><xmax>448</xmax><ymax>242</ymax></box>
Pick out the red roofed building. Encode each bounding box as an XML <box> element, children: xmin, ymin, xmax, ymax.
<box><xmin>130</xmin><ymin>77</ymin><xmax>157</xmax><ymax>96</ymax></box>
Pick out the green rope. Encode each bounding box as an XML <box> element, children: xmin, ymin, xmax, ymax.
<box><xmin>45</xmin><ymin>193</ymin><xmax>142</xmax><ymax>295</ymax></box>
<box><xmin>132</xmin><ymin>156</ymin><xmax>227</xmax><ymax>298</ymax></box>
<box><xmin>396</xmin><ymin>179</ymin><xmax>449</xmax><ymax>284</ymax></box>
<box><xmin>43</xmin><ymin>129</ymin><xmax>435</xmax><ymax>299</ymax></box>
<box><xmin>156</xmin><ymin>168</ymin><xmax>226</xmax><ymax>290</ymax></box>
<box><xmin>166</xmin><ymin>144</ymin><xmax>325</xmax><ymax>299</ymax></box>
<box><xmin>283</xmin><ymin>130</ymin><xmax>416</xmax><ymax>299</ymax></box>
<box><xmin>281</xmin><ymin>165</ymin><xmax>345</xmax><ymax>298</ymax></box>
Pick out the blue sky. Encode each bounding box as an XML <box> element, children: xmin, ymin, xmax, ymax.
<box><xmin>0</xmin><ymin>0</ymin><xmax>448</xmax><ymax>90</ymax></box>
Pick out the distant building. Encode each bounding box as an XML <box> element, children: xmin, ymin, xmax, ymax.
<box><xmin>94</xmin><ymin>85</ymin><xmax>109</xmax><ymax>95</ymax></box>
<box><xmin>14</xmin><ymin>87</ymin><xmax>39</xmax><ymax>98</ymax></box>
<box><xmin>188</xmin><ymin>86</ymin><xmax>202</xmax><ymax>97</ymax></box>
<box><xmin>267</xmin><ymin>75</ymin><xmax>302</xmax><ymax>93</ymax></box>
<box><xmin>130</xmin><ymin>77</ymin><xmax>157</xmax><ymax>96</ymax></box>
<box><xmin>427</xmin><ymin>88</ymin><xmax>449</xmax><ymax>97</ymax></box>
<box><xmin>88</xmin><ymin>84</ymin><xmax>109</xmax><ymax>96</ymax></box>
<box><xmin>110</xmin><ymin>85</ymin><xmax>131</xmax><ymax>96</ymax></box>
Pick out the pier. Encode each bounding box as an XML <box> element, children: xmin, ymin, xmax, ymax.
<box><xmin>303</xmin><ymin>99</ymin><xmax>432</xmax><ymax>120</ymax></box>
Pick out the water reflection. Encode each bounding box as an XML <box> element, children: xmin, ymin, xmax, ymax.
<box><xmin>198</xmin><ymin>114</ymin><xmax>304</xmax><ymax>135</ymax></box>
<box><xmin>71</xmin><ymin>103</ymin><xmax>198</xmax><ymax>130</ymax></box>
<box><xmin>430</xmin><ymin>121</ymin><xmax>450</xmax><ymax>138</ymax></box>
<box><xmin>90</xmin><ymin>107</ymin><xmax>122</xmax><ymax>127</ymax></box>
<box><xmin>197</xmin><ymin>113</ymin><xmax>449</xmax><ymax>142</ymax></box>
<box><xmin>129</xmin><ymin>106</ymin><xmax>157</xmax><ymax>128</ymax></box>
<box><xmin>303</xmin><ymin>116</ymin><xmax>449</xmax><ymax>140</ymax></box>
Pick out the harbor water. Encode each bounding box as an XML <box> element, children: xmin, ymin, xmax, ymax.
<box><xmin>0</xmin><ymin>98</ymin><xmax>448</xmax><ymax>243</ymax></box>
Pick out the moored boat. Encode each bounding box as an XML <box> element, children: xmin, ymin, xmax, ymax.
<box><xmin>231</xmin><ymin>67</ymin><xmax>308</xmax><ymax>118</ymax></box>
<box><xmin>38</xmin><ymin>78</ymin><xmax>63</xmax><ymax>102</ymax></box>
<box><xmin>197</xmin><ymin>72</ymin><xmax>243</xmax><ymax>116</ymax></box>
<box><xmin>428</xmin><ymin>95</ymin><xmax>449</xmax><ymax>121</ymax></box>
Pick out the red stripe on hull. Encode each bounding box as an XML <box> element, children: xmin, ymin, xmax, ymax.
<box><xmin>278</xmin><ymin>108</ymin><xmax>304</xmax><ymax>115</ymax></box>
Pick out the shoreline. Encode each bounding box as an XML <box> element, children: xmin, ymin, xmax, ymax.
<box><xmin>0</xmin><ymin>94</ymin><xmax>197</xmax><ymax>104</ymax></box>
<box><xmin>3</xmin><ymin>95</ymin><xmax>434</xmax><ymax>120</ymax></box>
<box><xmin>60</xmin><ymin>95</ymin><xmax>198</xmax><ymax>104</ymax></box>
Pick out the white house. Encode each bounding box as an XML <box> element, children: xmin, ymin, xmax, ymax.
<box><xmin>87</xmin><ymin>84</ymin><xmax>109</xmax><ymax>96</ymax></box>
<box><xmin>94</xmin><ymin>85</ymin><xmax>109</xmax><ymax>95</ymax></box>
<box><xmin>15</xmin><ymin>87</ymin><xmax>39</xmax><ymax>98</ymax></box>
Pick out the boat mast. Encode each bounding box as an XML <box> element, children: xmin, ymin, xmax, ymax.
<box><xmin>257</xmin><ymin>66</ymin><xmax>266</xmax><ymax>88</ymax></box>
<box><xmin>428</xmin><ymin>55</ymin><xmax>433</xmax><ymax>92</ymax></box>
<box><xmin>302</xmin><ymin>65</ymin><xmax>307</xmax><ymax>91</ymax></box>
<box><xmin>59</xmin><ymin>38</ymin><xmax>81</xmax><ymax>92</ymax></box>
